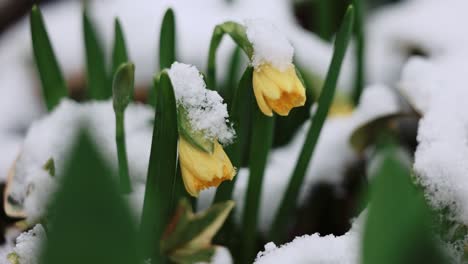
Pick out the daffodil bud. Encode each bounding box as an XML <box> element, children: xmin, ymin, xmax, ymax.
<box><xmin>112</xmin><ymin>63</ymin><xmax>135</xmax><ymax>113</ymax></box>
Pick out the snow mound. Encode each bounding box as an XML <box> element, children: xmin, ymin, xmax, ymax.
<box><xmin>399</xmin><ymin>56</ymin><xmax>468</xmax><ymax>225</ymax></box>
<box><xmin>9</xmin><ymin>100</ymin><xmax>153</xmax><ymax>223</ymax></box>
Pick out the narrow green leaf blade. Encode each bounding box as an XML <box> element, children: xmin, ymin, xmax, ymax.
<box><xmin>269</xmin><ymin>6</ymin><xmax>355</xmax><ymax>243</ymax></box>
<box><xmin>240</xmin><ymin>106</ymin><xmax>274</xmax><ymax>263</ymax></box>
<box><xmin>83</xmin><ymin>10</ymin><xmax>110</xmax><ymax>100</ymax></box>
<box><xmin>39</xmin><ymin>132</ymin><xmax>139</xmax><ymax>264</ymax></box>
<box><xmin>352</xmin><ymin>0</ymin><xmax>366</xmax><ymax>105</ymax></box>
<box><xmin>112</xmin><ymin>18</ymin><xmax>129</xmax><ymax>76</ymax></box>
<box><xmin>30</xmin><ymin>5</ymin><xmax>68</xmax><ymax>111</ymax></box>
<box><xmin>214</xmin><ymin>66</ymin><xmax>254</xmax><ymax>203</ymax></box>
<box><xmin>362</xmin><ymin>145</ymin><xmax>448</xmax><ymax>264</ymax></box>
<box><xmin>139</xmin><ymin>71</ymin><xmax>178</xmax><ymax>262</ymax></box>
<box><xmin>159</xmin><ymin>8</ymin><xmax>176</xmax><ymax>70</ymax></box>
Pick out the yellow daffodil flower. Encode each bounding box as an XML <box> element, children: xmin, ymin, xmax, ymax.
<box><xmin>252</xmin><ymin>64</ymin><xmax>306</xmax><ymax>116</ymax></box>
<box><xmin>178</xmin><ymin>136</ymin><xmax>236</xmax><ymax>197</ymax></box>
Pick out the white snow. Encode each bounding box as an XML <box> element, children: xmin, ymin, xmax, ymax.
<box><xmin>168</xmin><ymin>62</ymin><xmax>235</xmax><ymax>145</ymax></box>
<box><xmin>196</xmin><ymin>246</ymin><xmax>233</xmax><ymax>264</ymax></box>
<box><xmin>399</xmin><ymin>55</ymin><xmax>468</xmax><ymax>226</ymax></box>
<box><xmin>367</xmin><ymin>0</ymin><xmax>468</xmax><ymax>85</ymax></box>
<box><xmin>8</xmin><ymin>100</ymin><xmax>153</xmax><ymax>223</ymax></box>
<box><xmin>254</xmin><ymin>211</ymin><xmax>366</xmax><ymax>264</ymax></box>
<box><xmin>245</xmin><ymin>19</ymin><xmax>294</xmax><ymax>71</ymax></box>
<box><xmin>199</xmin><ymin>85</ymin><xmax>400</xmax><ymax>232</ymax></box>
<box><xmin>10</xmin><ymin>224</ymin><xmax>46</xmax><ymax>264</ymax></box>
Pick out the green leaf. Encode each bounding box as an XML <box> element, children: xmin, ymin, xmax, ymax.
<box><xmin>139</xmin><ymin>71</ymin><xmax>178</xmax><ymax>262</ymax></box>
<box><xmin>39</xmin><ymin>132</ymin><xmax>139</xmax><ymax>264</ymax></box>
<box><xmin>269</xmin><ymin>6</ymin><xmax>355</xmax><ymax>243</ymax></box>
<box><xmin>352</xmin><ymin>0</ymin><xmax>366</xmax><ymax>105</ymax></box>
<box><xmin>30</xmin><ymin>5</ymin><xmax>68</xmax><ymax>111</ymax></box>
<box><xmin>207</xmin><ymin>21</ymin><xmax>252</xmax><ymax>89</ymax></box>
<box><xmin>213</xmin><ymin>67</ymin><xmax>254</xmax><ymax>202</ymax></box>
<box><xmin>112</xmin><ymin>18</ymin><xmax>129</xmax><ymax>76</ymax></box>
<box><xmin>362</xmin><ymin>144</ymin><xmax>448</xmax><ymax>264</ymax></box>
<box><xmin>83</xmin><ymin>9</ymin><xmax>110</xmax><ymax>100</ymax></box>
<box><xmin>161</xmin><ymin>199</ymin><xmax>234</xmax><ymax>262</ymax></box>
<box><xmin>177</xmin><ymin>107</ymin><xmax>214</xmax><ymax>154</ymax></box>
<box><xmin>240</xmin><ymin>106</ymin><xmax>275</xmax><ymax>263</ymax></box>
<box><xmin>159</xmin><ymin>8</ymin><xmax>176</xmax><ymax>70</ymax></box>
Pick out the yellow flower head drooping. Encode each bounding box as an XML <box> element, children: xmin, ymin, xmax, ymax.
<box><xmin>168</xmin><ymin>62</ymin><xmax>237</xmax><ymax>197</ymax></box>
<box><xmin>178</xmin><ymin>136</ymin><xmax>236</xmax><ymax>197</ymax></box>
<box><xmin>252</xmin><ymin>64</ymin><xmax>306</xmax><ymax>116</ymax></box>
<box><xmin>245</xmin><ymin>19</ymin><xmax>306</xmax><ymax>116</ymax></box>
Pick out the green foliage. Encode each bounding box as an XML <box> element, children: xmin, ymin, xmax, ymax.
<box><xmin>214</xmin><ymin>67</ymin><xmax>254</xmax><ymax>203</ymax></box>
<box><xmin>352</xmin><ymin>0</ymin><xmax>366</xmax><ymax>105</ymax></box>
<box><xmin>269</xmin><ymin>6</ymin><xmax>355</xmax><ymax>243</ymax></box>
<box><xmin>112</xmin><ymin>18</ymin><xmax>129</xmax><ymax>76</ymax></box>
<box><xmin>39</xmin><ymin>132</ymin><xmax>139</xmax><ymax>264</ymax></box>
<box><xmin>161</xmin><ymin>199</ymin><xmax>234</xmax><ymax>264</ymax></box>
<box><xmin>83</xmin><ymin>10</ymin><xmax>110</xmax><ymax>100</ymax></box>
<box><xmin>112</xmin><ymin>63</ymin><xmax>135</xmax><ymax>194</ymax></box>
<box><xmin>30</xmin><ymin>5</ymin><xmax>68</xmax><ymax>111</ymax></box>
<box><xmin>160</xmin><ymin>8</ymin><xmax>176</xmax><ymax>70</ymax></box>
<box><xmin>112</xmin><ymin>63</ymin><xmax>135</xmax><ymax>112</ymax></box>
<box><xmin>139</xmin><ymin>71</ymin><xmax>178</xmax><ymax>263</ymax></box>
<box><xmin>362</xmin><ymin>145</ymin><xmax>448</xmax><ymax>264</ymax></box>
<box><xmin>177</xmin><ymin>106</ymin><xmax>214</xmax><ymax>154</ymax></box>
<box><xmin>240</xmin><ymin>106</ymin><xmax>275</xmax><ymax>263</ymax></box>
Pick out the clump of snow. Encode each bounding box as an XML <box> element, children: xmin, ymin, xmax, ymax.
<box><xmin>254</xmin><ymin>211</ymin><xmax>366</xmax><ymax>264</ymax></box>
<box><xmin>9</xmin><ymin>100</ymin><xmax>153</xmax><ymax>223</ymax></box>
<box><xmin>245</xmin><ymin>19</ymin><xmax>294</xmax><ymax>71</ymax></box>
<box><xmin>10</xmin><ymin>224</ymin><xmax>46</xmax><ymax>264</ymax></box>
<box><xmin>399</xmin><ymin>55</ymin><xmax>468</xmax><ymax>226</ymax></box>
<box><xmin>367</xmin><ymin>0</ymin><xmax>468</xmax><ymax>85</ymax></box>
<box><xmin>168</xmin><ymin>62</ymin><xmax>235</xmax><ymax>145</ymax></box>
<box><xmin>196</xmin><ymin>246</ymin><xmax>233</xmax><ymax>264</ymax></box>
<box><xmin>199</xmin><ymin>85</ymin><xmax>400</xmax><ymax>232</ymax></box>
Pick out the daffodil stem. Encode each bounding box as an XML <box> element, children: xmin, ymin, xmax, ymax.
<box><xmin>352</xmin><ymin>0</ymin><xmax>366</xmax><ymax>105</ymax></box>
<box><xmin>115</xmin><ymin>111</ymin><xmax>132</xmax><ymax>194</ymax></box>
<box><xmin>207</xmin><ymin>25</ymin><xmax>224</xmax><ymax>90</ymax></box>
<box><xmin>207</xmin><ymin>22</ymin><xmax>253</xmax><ymax>90</ymax></box>
<box><xmin>269</xmin><ymin>6</ymin><xmax>355</xmax><ymax>243</ymax></box>
<box><xmin>240</xmin><ymin>108</ymin><xmax>274</xmax><ymax>264</ymax></box>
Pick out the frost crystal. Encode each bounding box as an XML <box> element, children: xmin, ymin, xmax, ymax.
<box><xmin>245</xmin><ymin>19</ymin><xmax>294</xmax><ymax>71</ymax></box>
<box><xmin>168</xmin><ymin>62</ymin><xmax>235</xmax><ymax>145</ymax></box>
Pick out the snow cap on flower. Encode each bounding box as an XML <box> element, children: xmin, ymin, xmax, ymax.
<box><xmin>245</xmin><ymin>19</ymin><xmax>294</xmax><ymax>71</ymax></box>
<box><xmin>168</xmin><ymin>62</ymin><xmax>235</xmax><ymax>145</ymax></box>
<box><xmin>244</xmin><ymin>19</ymin><xmax>305</xmax><ymax>116</ymax></box>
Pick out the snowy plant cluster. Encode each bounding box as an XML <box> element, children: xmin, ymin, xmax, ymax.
<box><xmin>0</xmin><ymin>0</ymin><xmax>468</xmax><ymax>263</ymax></box>
<box><xmin>168</xmin><ymin>62</ymin><xmax>235</xmax><ymax>145</ymax></box>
